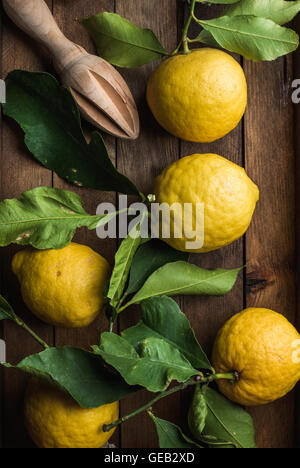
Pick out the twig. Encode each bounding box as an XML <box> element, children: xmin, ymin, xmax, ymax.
<box><xmin>171</xmin><ymin>0</ymin><xmax>197</xmax><ymax>55</ymax></box>
<box><xmin>14</xmin><ymin>316</ymin><xmax>49</xmax><ymax>349</ymax></box>
<box><xmin>103</xmin><ymin>372</ymin><xmax>236</xmax><ymax>432</ymax></box>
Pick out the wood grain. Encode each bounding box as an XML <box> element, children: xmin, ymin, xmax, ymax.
<box><xmin>0</xmin><ymin>0</ymin><xmax>298</xmax><ymax>449</ymax></box>
<box><xmin>294</xmin><ymin>16</ymin><xmax>300</xmax><ymax>449</ymax></box>
<box><xmin>244</xmin><ymin>56</ymin><xmax>296</xmax><ymax>448</ymax></box>
<box><xmin>0</xmin><ymin>0</ymin><xmax>54</xmax><ymax>448</ymax></box>
<box><xmin>178</xmin><ymin>2</ymin><xmax>245</xmax><ymax>438</ymax></box>
<box><xmin>115</xmin><ymin>0</ymin><xmax>180</xmax><ymax>449</ymax></box>
<box><xmin>52</xmin><ymin>0</ymin><xmax>116</xmax><ymax>349</ymax></box>
<box><xmin>51</xmin><ymin>0</ymin><xmax>120</xmax><ymax>447</ymax></box>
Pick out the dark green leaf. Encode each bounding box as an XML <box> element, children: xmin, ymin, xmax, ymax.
<box><xmin>125</xmin><ymin>262</ymin><xmax>241</xmax><ymax>306</ymax></box>
<box><xmin>3</xmin><ymin>71</ymin><xmax>141</xmax><ymax>196</ymax></box>
<box><xmin>107</xmin><ymin>222</ymin><xmax>144</xmax><ymax>309</ymax></box>
<box><xmin>95</xmin><ymin>333</ymin><xmax>198</xmax><ymax>392</ymax></box>
<box><xmin>192</xmin><ymin>433</ymin><xmax>237</xmax><ymax>447</ymax></box>
<box><xmin>78</xmin><ymin>12</ymin><xmax>168</xmax><ymax>68</ymax></box>
<box><xmin>224</xmin><ymin>0</ymin><xmax>300</xmax><ymax>26</ymax></box>
<box><xmin>0</xmin><ymin>294</ymin><xmax>17</xmax><ymax>321</ymax></box>
<box><xmin>2</xmin><ymin>347</ymin><xmax>135</xmax><ymax>408</ymax></box>
<box><xmin>188</xmin><ymin>384</ymin><xmax>208</xmax><ymax>438</ymax></box>
<box><xmin>122</xmin><ymin>296</ymin><xmax>211</xmax><ymax>370</ymax></box>
<box><xmin>203</xmin><ymin>387</ymin><xmax>257</xmax><ymax>448</ymax></box>
<box><xmin>202</xmin><ymin>0</ymin><xmax>240</xmax><ymax>3</ymax></box>
<box><xmin>197</xmin><ymin>16</ymin><xmax>299</xmax><ymax>61</ymax></box>
<box><xmin>149</xmin><ymin>414</ymin><xmax>203</xmax><ymax>449</ymax></box>
<box><xmin>0</xmin><ymin>186</ymin><xmax>115</xmax><ymax>249</ymax></box>
<box><xmin>125</xmin><ymin>239</ymin><xmax>189</xmax><ymax>296</ymax></box>
<box><xmin>196</xmin><ymin>30</ymin><xmax>220</xmax><ymax>47</ymax></box>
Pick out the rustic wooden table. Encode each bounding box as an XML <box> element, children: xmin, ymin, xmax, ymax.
<box><xmin>0</xmin><ymin>0</ymin><xmax>299</xmax><ymax>449</ymax></box>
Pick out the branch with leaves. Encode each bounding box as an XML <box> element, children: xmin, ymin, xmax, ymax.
<box><xmin>105</xmin><ymin>233</ymin><xmax>242</xmax><ymax>330</ymax></box>
<box><xmin>1</xmin><ymin>0</ymin><xmax>294</xmax><ymax>448</ymax></box>
<box><xmin>79</xmin><ymin>0</ymin><xmax>300</xmax><ymax>65</ymax></box>
<box><xmin>0</xmin><ymin>292</ymin><xmax>256</xmax><ymax>448</ymax></box>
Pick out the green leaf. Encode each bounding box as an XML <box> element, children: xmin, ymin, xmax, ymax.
<box><xmin>149</xmin><ymin>414</ymin><xmax>203</xmax><ymax>448</ymax></box>
<box><xmin>188</xmin><ymin>384</ymin><xmax>208</xmax><ymax>438</ymax></box>
<box><xmin>125</xmin><ymin>262</ymin><xmax>241</xmax><ymax>306</ymax></box>
<box><xmin>125</xmin><ymin>239</ymin><xmax>189</xmax><ymax>296</ymax></box>
<box><xmin>3</xmin><ymin>70</ymin><xmax>141</xmax><ymax>196</ymax></box>
<box><xmin>0</xmin><ymin>295</ymin><xmax>17</xmax><ymax>321</ymax></box>
<box><xmin>203</xmin><ymin>387</ymin><xmax>257</xmax><ymax>448</ymax></box>
<box><xmin>107</xmin><ymin>222</ymin><xmax>144</xmax><ymax>309</ymax></box>
<box><xmin>191</xmin><ymin>433</ymin><xmax>237</xmax><ymax>447</ymax></box>
<box><xmin>201</xmin><ymin>0</ymin><xmax>240</xmax><ymax>3</ymax></box>
<box><xmin>78</xmin><ymin>12</ymin><xmax>168</xmax><ymax>68</ymax></box>
<box><xmin>224</xmin><ymin>0</ymin><xmax>300</xmax><ymax>26</ymax></box>
<box><xmin>196</xmin><ymin>29</ymin><xmax>220</xmax><ymax>48</ymax></box>
<box><xmin>197</xmin><ymin>15</ymin><xmax>299</xmax><ymax>61</ymax></box>
<box><xmin>122</xmin><ymin>296</ymin><xmax>211</xmax><ymax>370</ymax></box>
<box><xmin>0</xmin><ymin>186</ymin><xmax>115</xmax><ymax>249</ymax></box>
<box><xmin>95</xmin><ymin>333</ymin><xmax>198</xmax><ymax>392</ymax></box>
<box><xmin>2</xmin><ymin>347</ymin><xmax>135</xmax><ymax>408</ymax></box>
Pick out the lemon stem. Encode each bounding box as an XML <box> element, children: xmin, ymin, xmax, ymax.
<box><xmin>14</xmin><ymin>315</ymin><xmax>49</xmax><ymax>349</ymax></box>
<box><xmin>102</xmin><ymin>372</ymin><xmax>236</xmax><ymax>433</ymax></box>
<box><xmin>183</xmin><ymin>0</ymin><xmax>197</xmax><ymax>54</ymax></box>
<box><xmin>171</xmin><ymin>0</ymin><xmax>197</xmax><ymax>55</ymax></box>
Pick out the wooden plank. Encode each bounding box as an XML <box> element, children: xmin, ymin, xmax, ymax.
<box><xmin>244</xmin><ymin>57</ymin><xmax>296</xmax><ymax>448</ymax></box>
<box><xmin>0</xmin><ymin>0</ymin><xmax>298</xmax><ymax>450</ymax></box>
<box><xmin>178</xmin><ymin>1</ymin><xmax>244</xmax><ymax>437</ymax></box>
<box><xmin>51</xmin><ymin>0</ymin><xmax>119</xmax><ymax>447</ymax></box>
<box><xmin>0</xmin><ymin>1</ymin><xmax>54</xmax><ymax>448</ymax></box>
<box><xmin>0</xmin><ymin>3</ymin><xmax>4</xmax><ymax>448</ymax></box>
<box><xmin>115</xmin><ymin>0</ymin><xmax>179</xmax><ymax>448</ymax></box>
<box><xmin>51</xmin><ymin>0</ymin><xmax>115</xmax><ymax>349</ymax></box>
<box><xmin>294</xmin><ymin>17</ymin><xmax>300</xmax><ymax>449</ymax></box>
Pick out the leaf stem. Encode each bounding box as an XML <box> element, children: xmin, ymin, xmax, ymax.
<box><xmin>116</xmin><ymin>302</ymin><xmax>129</xmax><ymax>314</ymax></box>
<box><xmin>183</xmin><ymin>0</ymin><xmax>197</xmax><ymax>54</ymax></box>
<box><xmin>103</xmin><ymin>372</ymin><xmax>236</xmax><ymax>432</ymax></box>
<box><xmin>14</xmin><ymin>316</ymin><xmax>49</xmax><ymax>349</ymax></box>
<box><xmin>171</xmin><ymin>0</ymin><xmax>197</xmax><ymax>55</ymax></box>
<box><xmin>187</xmin><ymin>37</ymin><xmax>202</xmax><ymax>44</ymax></box>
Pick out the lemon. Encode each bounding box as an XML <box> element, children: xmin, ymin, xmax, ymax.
<box><xmin>212</xmin><ymin>308</ymin><xmax>300</xmax><ymax>406</ymax></box>
<box><xmin>12</xmin><ymin>242</ymin><xmax>110</xmax><ymax>328</ymax></box>
<box><xmin>154</xmin><ymin>153</ymin><xmax>259</xmax><ymax>253</ymax></box>
<box><xmin>147</xmin><ymin>48</ymin><xmax>247</xmax><ymax>143</ymax></box>
<box><xmin>24</xmin><ymin>378</ymin><xmax>118</xmax><ymax>448</ymax></box>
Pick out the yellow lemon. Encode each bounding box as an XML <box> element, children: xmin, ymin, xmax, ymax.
<box><xmin>24</xmin><ymin>378</ymin><xmax>118</xmax><ymax>448</ymax></box>
<box><xmin>147</xmin><ymin>48</ymin><xmax>247</xmax><ymax>143</ymax></box>
<box><xmin>12</xmin><ymin>242</ymin><xmax>110</xmax><ymax>328</ymax></box>
<box><xmin>212</xmin><ymin>308</ymin><xmax>300</xmax><ymax>406</ymax></box>
<box><xmin>153</xmin><ymin>153</ymin><xmax>259</xmax><ymax>253</ymax></box>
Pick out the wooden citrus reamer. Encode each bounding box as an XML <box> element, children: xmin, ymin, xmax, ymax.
<box><xmin>2</xmin><ymin>0</ymin><xmax>140</xmax><ymax>139</ymax></box>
